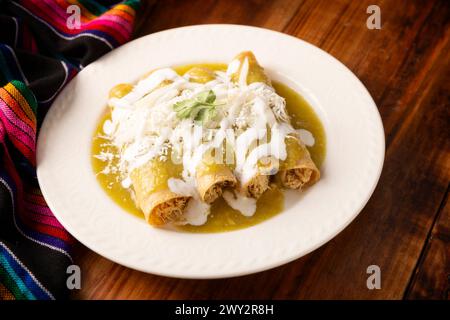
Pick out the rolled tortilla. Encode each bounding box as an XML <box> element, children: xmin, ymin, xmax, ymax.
<box><xmin>185</xmin><ymin>66</ymin><xmax>216</xmax><ymax>84</ymax></box>
<box><xmin>229</xmin><ymin>51</ymin><xmax>271</xmax><ymax>85</ymax></box>
<box><xmin>183</xmin><ymin>58</ymin><xmax>271</xmax><ymax>199</ymax></box>
<box><xmin>277</xmin><ymin>135</ymin><xmax>320</xmax><ymax>190</ymax></box>
<box><xmin>230</xmin><ymin>51</ymin><xmax>320</xmax><ymax>193</ymax></box>
<box><xmin>183</xmin><ymin>67</ymin><xmax>238</xmax><ymax>203</ymax></box>
<box><xmin>240</xmin><ymin>174</ymin><xmax>269</xmax><ymax>199</ymax></box>
<box><xmin>130</xmin><ymin>159</ymin><xmax>190</xmax><ymax>226</ymax></box>
<box><xmin>229</xmin><ymin>51</ymin><xmax>271</xmax><ymax>198</ymax></box>
<box><xmin>109</xmin><ymin>79</ymin><xmax>190</xmax><ymax>226</ymax></box>
<box><xmin>109</xmin><ymin>83</ymin><xmax>133</xmax><ymax>100</ymax></box>
<box><xmin>195</xmin><ymin>152</ymin><xmax>237</xmax><ymax>204</ymax></box>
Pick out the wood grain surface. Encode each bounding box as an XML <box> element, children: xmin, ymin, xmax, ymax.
<box><xmin>73</xmin><ymin>0</ymin><xmax>450</xmax><ymax>299</ymax></box>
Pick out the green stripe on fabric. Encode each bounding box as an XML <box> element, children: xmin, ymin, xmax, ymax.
<box><xmin>10</xmin><ymin>80</ymin><xmax>38</xmax><ymax>115</ymax></box>
<box><xmin>0</xmin><ymin>263</ymin><xmax>34</xmax><ymax>300</ymax></box>
<box><xmin>123</xmin><ymin>0</ymin><xmax>140</xmax><ymax>10</ymax></box>
<box><xmin>0</xmin><ymin>254</ymin><xmax>36</xmax><ymax>300</ymax></box>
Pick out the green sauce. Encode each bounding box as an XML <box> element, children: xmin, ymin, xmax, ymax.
<box><xmin>91</xmin><ymin>63</ymin><xmax>326</xmax><ymax>232</ymax></box>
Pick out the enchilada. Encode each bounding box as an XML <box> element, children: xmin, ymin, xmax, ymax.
<box><xmin>92</xmin><ymin>51</ymin><xmax>325</xmax><ymax>230</ymax></box>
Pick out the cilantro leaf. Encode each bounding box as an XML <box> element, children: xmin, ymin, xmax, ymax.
<box><xmin>195</xmin><ymin>106</ymin><xmax>216</xmax><ymax>122</ymax></box>
<box><xmin>196</xmin><ymin>90</ymin><xmax>216</xmax><ymax>104</ymax></box>
<box><xmin>172</xmin><ymin>90</ymin><xmax>218</xmax><ymax>124</ymax></box>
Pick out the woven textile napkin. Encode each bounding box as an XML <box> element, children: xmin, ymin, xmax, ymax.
<box><xmin>0</xmin><ymin>0</ymin><xmax>139</xmax><ymax>300</ymax></box>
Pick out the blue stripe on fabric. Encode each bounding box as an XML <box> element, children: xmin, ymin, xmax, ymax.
<box><xmin>0</xmin><ymin>171</ymin><xmax>72</xmax><ymax>260</ymax></box>
<box><xmin>13</xmin><ymin>216</ymin><xmax>72</xmax><ymax>253</ymax></box>
<box><xmin>0</xmin><ymin>245</ymin><xmax>53</xmax><ymax>299</ymax></box>
<box><xmin>0</xmin><ymin>248</ymin><xmax>36</xmax><ymax>299</ymax></box>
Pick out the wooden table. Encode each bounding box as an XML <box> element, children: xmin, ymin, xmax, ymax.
<box><xmin>73</xmin><ymin>0</ymin><xmax>450</xmax><ymax>299</ymax></box>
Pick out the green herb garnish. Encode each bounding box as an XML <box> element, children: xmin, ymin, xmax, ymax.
<box><xmin>173</xmin><ymin>90</ymin><xmax>219</xmax><ymax>123</ymax></box>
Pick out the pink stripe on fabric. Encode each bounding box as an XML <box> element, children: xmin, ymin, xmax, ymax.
<box><xmin>37</xmin><ymin>0</ymin><xmax>67</xmax><ymax>27</ymax></box>
<box><xmin>0</xmin><ymin>113</ymin><xmax>5</xmax><ymax>140</ymax></box>
<box><xmin>22</xmin><ymin>210</ymin><xmax>66</xmax><ymax>229</ymax></box>
<box><xmin>33</xmin><ymin>0</ymin><xmax>133</xmax><ymax>41</ymax></box>
<box><xmin>24</xmin><ymin>202</ymin><xmax>53</xmax><ymax>216</ymax></box>
<box><xmin>42</xmin><ymin>0</ymin><xmax>68</xmax><ymax>22</ymax></box>
<box><xmin>0</xmin><ymin>104</ymin><xmax>35</xmax><ymax>151</ymax></box>
<box><xmin>0</xmin><ymin>101</ymin><xmax>35</xmax><ymax>142</ymax></box>
<box><xmin>99</xmin><ymin>13</ymin><xmax>133</xmax><ymax>33</ymax></box>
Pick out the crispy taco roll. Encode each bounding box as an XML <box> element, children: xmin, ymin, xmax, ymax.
<box><xmin>130</xmin><ymin>159</ymin><xmax>190</xmax><ymax>226</ymax></box>
<box><xmin>277</xmin><ymin>135</ymin><xmax>320</xmax><ymax>190</ymax></box>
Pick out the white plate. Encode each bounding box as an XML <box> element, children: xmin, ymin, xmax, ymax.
<box><xmin>37</xmin><ymin>25</ymin><xmax>384</xmax><ymax>278</ymax></box>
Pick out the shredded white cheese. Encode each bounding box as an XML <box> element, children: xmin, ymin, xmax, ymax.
<box><xmin>101</xmin><ymin>64</ymin><xmax>299</xmax><ymax>224</ymax></box>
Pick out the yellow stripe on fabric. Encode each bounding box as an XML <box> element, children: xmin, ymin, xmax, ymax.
<box><xmin>0</xmin><ymin>282</ymin><xmax>16</xmax><ymax>300</ymax></box>
<box><xmin>4</xmin><ymin>83</ymin><xmax>37</xmax><ymax>124</ymax></box>
<box><xmin>115</xmin><ymin>4</ymin><xmax>136</xmax><ymax>16</ymax></box>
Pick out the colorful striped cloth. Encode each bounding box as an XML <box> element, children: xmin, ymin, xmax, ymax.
<box><xmin>0</xmin><ymin>0</ymin><xmax>139</xmax><ymax>300</ymax></box>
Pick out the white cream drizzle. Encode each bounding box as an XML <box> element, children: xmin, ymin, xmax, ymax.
<box><xmin>108</xmin><ymin>68</ymin><xmax>179</xmax><ymax>109</ymax></box>
<box><xmin>222</xmin><ymin>191</ymin><xmax>257</xmax><ymax>217</ymax></box>
<box><xmin>297</xmin><ymin>129</ymin><xmax>315</xmax><ymax>146</ymax></box>
<box><xmin>102</xmin><ymin>62</ymin><xmax>308</xmax><ymax>225</ymax></box>
<box><xmin>226</xmin><ymin>59</ymin><xmax>241</xmax><ymax>76</ymax></box>
<box><xmin>238</xmin><ymin>57</ymin><xmax>249</xmax><ymax>88</ymax></box>
<box><xmin>240</xmin><ymin>123</ymin><xmax>294</xmax><ymax>184</ymax></box>
<box><xmin>168</xmin><ymin>178</ymin><xmax>210</xmax><ymax>225</ymax></box>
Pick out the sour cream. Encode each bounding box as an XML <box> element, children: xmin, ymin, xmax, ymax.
<box><xmin>104</xmin><ymin>64</ymin><xmax>303</xmax><ymax>223</ymax></box>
